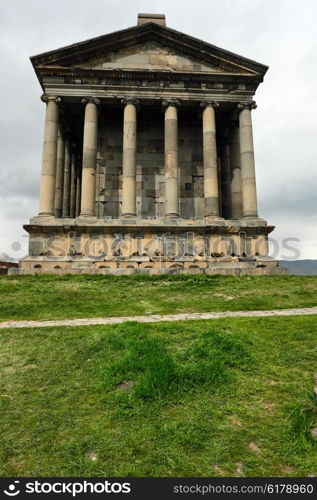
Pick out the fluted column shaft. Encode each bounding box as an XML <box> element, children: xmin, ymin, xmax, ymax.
<box><xmin>121</xmin><ymin>98</ymin><xmax>138</xmax><ymax>217</ymax></box>
<box><xmin>54</xmin><ymin>129</ymin><xmax>65</xmax><ymax>217</ymax></box>
<box><xmin>38</xmin><ymin>95</ymin><xmax>61</xmax><ymax>215</ymax></box>
<box><xmin>201</xmin><ymin>101</ymin><xmax>220</xmax><ymax>217</ymax></box>
<box><xmin>70</xmin><ymin>149</ymin><xmax>77</xmax><ymax>218</ymax></box>
<box><xmin>62</xmin><ymin>138</ymin><xmax>71</xmax><ymax>217</ymax></box>
<box><xmin>221</xmin><ymin>139</ymin><xmax>231</xmax><ymax>219</ymax></box>
<box><xmin>238</xmin><ymin>102</ymin><xmax>258</xmax><ymax>218</ymax></box>
<box><xmin>229</xmin><ymin>122</ymin><xmax>243</xmax><ymax>218</ymax></box>
<box><xmin>80</xmin><ymin>98</ymin><xmax>99</xmax><ymax>216</ymax></box>
<box><xmin>76</xmin><ymin>156</ymin><xmax>81</xmax><ymax>217</ymax></box>
<box><xmin>163</xmin><ymin>99</ymin><xmax>179</xmax><ymax>217</ymax></box>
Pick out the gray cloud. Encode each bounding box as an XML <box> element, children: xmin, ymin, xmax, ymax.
<box><xmin>0</xmin><ymin>0</ymin><xmax>316</xmax><ymax>258</ymax></box>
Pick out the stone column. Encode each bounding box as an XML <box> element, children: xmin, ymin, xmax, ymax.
<box><xmin>75</xmin><ymin>156</ymin><xmax>81</xmax><ymax>218</ymax></box>
<box><xmin>229</xmin><ymin>120</ymin><xmax>243</xmax><ymax>218</ymax></box>
<box><xmin>95</xmin><ymin>151</ymin><xmax>101</xmax><ymax>218</ymax></box>
<box><xmin>217</xmin><ymin>154</ymin><xmax>222</xmax><ymax>217</ymax></box>
<box><xmin>121</xmin><ymin>97</ymin><xmax>138</xmax><ymax>217</ymax></box>
<box><xmin>38</xmin><ymin>95</ymin><xmax>61</xmax><ymax>216</ymax></box>
<box><xmin>163</xmin><ymin>99</ymin><xmax>179</xmax><ymax>217</ymax></box>
<box><xmin>70</xmin><ymin>148</ymin><xmax>77</xmax><ymax>218</ymax></box>
<box><xmin>221</xmin><ymin>136</ymin><xmax>231</xmax><ymax>219</ymax></box>
<box><xmin>201</xmin><ymin>101</ymin><xmax>220</xmax><ymax>217</ymax></box>
<box><xmin>80</xmin><ymin>97</ymin><xmax>99</xmax><ymax>217</ymax></box>
<box><xmin>238</xmin><ymin>102</ymin><xmax>258</xmax><ymax>218</ymax></box>
<box><xmin>54</xmin><ymin>128</ymin><xmax>65</xmax><ymax>217</ymax></box>
<box><xmin>62</xmin><ymin>137</ymin><xmax>71</xmax><ymax>217</ymax></box>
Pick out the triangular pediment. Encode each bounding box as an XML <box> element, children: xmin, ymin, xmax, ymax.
<box><xmin>74</xmin><ymin>40</ymin><xmax>246</xmax><ymax>74</ymax></box>
<box><xmin>31</xmin><ymin>22</ymin><xmax>268</xmax><ymax>79</ymax></box>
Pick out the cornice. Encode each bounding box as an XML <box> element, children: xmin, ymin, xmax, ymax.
<box><xmin>30</xmin><ymin>23</ymin><xmax>268</xmax><ymax>79</ymax></box>
<box><xmin>36</xmin><ymin>66</ymin><xmax>263</xmax><ymax>86</ymax></box>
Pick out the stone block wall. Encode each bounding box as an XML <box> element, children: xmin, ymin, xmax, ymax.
<box><xmin>95</xmin><ymin>107</ymin><xmax>205</xmax><ymax>219</ymax></box>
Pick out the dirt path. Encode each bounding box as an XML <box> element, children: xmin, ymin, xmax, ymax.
<box><xmin>0</xmin><ymin>307</ymin><xmax>317</xmax><ymax>329</ymax></box>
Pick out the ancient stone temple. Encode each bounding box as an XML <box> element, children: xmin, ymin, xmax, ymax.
<box><xmin>18</xmin><ymin>13</ymin><xmax>285</xmax><ymax>274</ymax></box>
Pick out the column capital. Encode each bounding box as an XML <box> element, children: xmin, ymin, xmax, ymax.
<box><xmin>238</xmin><ymin>101</ymin><xmax>257</xmax><ymax>111</ymax></box>
<box><xmin>121</xmin><ymin>96</ymin><xmax>140</xmax><ymax>108</ymax></box>
<box><xmin>200</xmin><ymin>100</ymin><xmax>219</xmax><ymax>109</ymax></box>
<box><xmin>81</xmin><ymin>97</ymin><xmax>100</xmax><ymax>106</ymax></box>
<box><xmin>41</xmin><ymin>94</ymin><xmax>61</xmax><ymax>104</ymax></box>
<box><xmin>162</xmin><ymin>98</ymin><xmax>180</xmax><ymax>110</ymax></box>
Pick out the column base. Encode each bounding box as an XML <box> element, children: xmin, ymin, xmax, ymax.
<box><xmin>77</xmin><ymin>214</ymin><xmax>97</xmax><ymax>223</ymax></box>
<box><xmin>121</xmin><ymin>213</ymin><xmax>137</xmax><ymax>218</ymax></box>
<box><xmin>165</xmin><ymin>213</ymin><xmax>180</xmax><ymax>218</ymax></box>
<box><xmin>242</xmin><ymin>214</ymin><xmax>259</xmax><ymax>219</ymax></box>
<box><xmin>205</xmin><ymin>214</ymin><xmax>224</xmax><ymax>222</ymax></box>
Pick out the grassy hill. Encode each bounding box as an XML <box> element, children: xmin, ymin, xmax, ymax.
<box><xmin>1</xmin><ymin>316</ymin><xmax>317</xmax><ymax>477</ymax></box>
<box><xmin>1</xmin><ymin>274</ymin><xmax>317</xmax><ymax>477</ymax></box>
<box><xmin>1</xmin><ymin>274</ymin><xmax>317</xmax><ymax>322</ymax></box>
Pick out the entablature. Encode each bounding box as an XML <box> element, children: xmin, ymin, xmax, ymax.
<box><xmin>40</xmin><ymin>85</ymin><xmax>255</xmax><ymax>107</ymax></box>
<box><xmin>37</xmin><ymin>67</ymin><xmax>262</xmax><ymax>90</ymax></box>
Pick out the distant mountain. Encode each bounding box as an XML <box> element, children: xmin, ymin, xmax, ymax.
<box><xmin>279</xmin><ymin>260</ymin><xmax>317</xmax><ymax>275</ymax></box>
<box><xmin>0</xmin><ymin>253</ymin><xmax>18</xmax><ymax>263</ymax></box>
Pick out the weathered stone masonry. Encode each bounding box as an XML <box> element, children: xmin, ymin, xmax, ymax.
<box><xmin>15</xmin><ymin>13</ymin><xmax>286</xmax><ymax>275</ymax></box>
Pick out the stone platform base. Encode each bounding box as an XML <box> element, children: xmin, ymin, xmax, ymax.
<box><xmin>14</xmin><ymin>216</ymin><xmax>287</xmax><ymax>276</ymax></box>
<box><xmin>11</xmin><ymin>258</ymin><xmax>287</xmax><ymax>276</ymax></box>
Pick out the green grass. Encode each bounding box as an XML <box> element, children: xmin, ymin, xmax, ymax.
<box><xmin>0</xmin><ymin>274</ymin><xmax>317</xmax><ymax>321</ymax></box>
<box><xmin>1</xmin><ymin>315</ymin><xmax>317</xmax><ymax>477</ymax></box>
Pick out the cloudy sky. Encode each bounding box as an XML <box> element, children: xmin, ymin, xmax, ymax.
<box><xmin>0</xmin><ymin>0</ymin><xmax>316</xmax><ymax>261</ymax></box>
